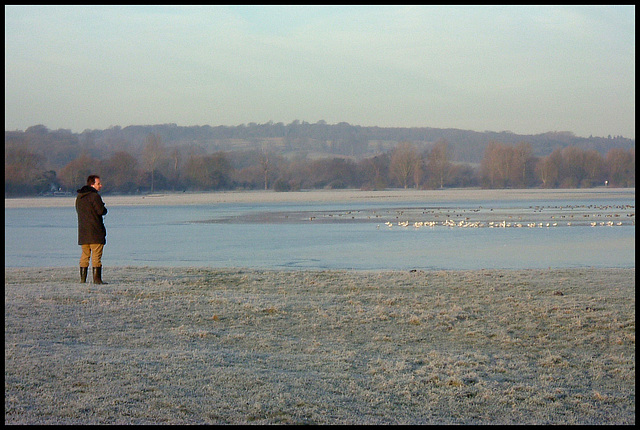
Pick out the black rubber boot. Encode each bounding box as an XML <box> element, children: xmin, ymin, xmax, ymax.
<box><xmin>80</xmin><ymin>267</ymin><xmax>88</xmax><ymax>283</ymax></box>
<box><xmin>92</xmin><ymin>267</ymin><xmax>107</xmax><ymax>284</ymax></box>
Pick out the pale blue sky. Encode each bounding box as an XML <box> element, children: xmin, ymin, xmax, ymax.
<box><xmin>4</xmin><ymin>5</ymin><xmax>635</xmax><ymax>138</ymax></box>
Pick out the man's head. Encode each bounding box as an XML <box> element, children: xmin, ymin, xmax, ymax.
<box><xmin>87</xmin><ymin>175</ymin><xmax>103</xmax><ymax>191</ymax></box>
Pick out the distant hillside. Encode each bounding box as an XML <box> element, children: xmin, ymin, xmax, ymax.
<box><xmin>8</xmin><ymin>121</ymin><xmax>635</xmax><ymax>165</ymax></box>
<box><xmin>84</xmin><ymin>121</ymin><xmax>634</xmax><ymax>163</ymax></box>
<box><xmin>6</xmin><ymin>121</ymin><xmax>635</xmax><ymax>196</ymax></box>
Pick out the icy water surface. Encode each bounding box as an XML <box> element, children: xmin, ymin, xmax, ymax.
<box><xmin>5</xmin><ymin>193</ymin><xmax>635</xmax><ymax>270</ymax></box>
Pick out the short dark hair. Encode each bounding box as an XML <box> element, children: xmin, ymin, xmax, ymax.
<box><xmin>87</xmin><ymin>175</ymin><xmax>101</xmax><ymax>186</ymax></box>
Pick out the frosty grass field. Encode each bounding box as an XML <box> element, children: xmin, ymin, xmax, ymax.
<box><xmin>5</xmin><ymin>189</ymin><xmax>636</xmax><ymax>424</ymax></box>
<box><xmin>5</xmin><ymin>267</ymin><xmax>635</xmax><ymax>424</ymax></box>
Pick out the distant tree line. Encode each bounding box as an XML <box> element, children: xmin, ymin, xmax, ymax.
<box><xmin>4</xmin><ymin>123</ymin><xmax>635</xmax><ymax>196</ymax></box>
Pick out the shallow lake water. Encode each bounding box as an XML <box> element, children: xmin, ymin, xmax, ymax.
<box><xmin>5</xmin><ymin>192</ymin><xmax>635</xmax><ymax>270</ymax></box>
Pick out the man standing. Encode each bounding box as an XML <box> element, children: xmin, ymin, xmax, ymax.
<box><xmin>76</xmin><ymin>175</ymin><xmax>108</xmax><ymax>284</ymax></box>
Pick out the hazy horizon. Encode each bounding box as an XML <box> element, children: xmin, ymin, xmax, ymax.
<box><xmin>6</xmin><ymin>120</ymin><xmax>635</xmax><ymax>142</ymax></box>
<box><xmin>4</xmin><ymin>5</ymin><xmax>635</xmax><ymax>139</ymax></box>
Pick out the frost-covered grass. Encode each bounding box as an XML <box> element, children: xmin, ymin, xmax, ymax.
<box><xmin>5</xmin><ymin>267</ymin><xmax>635</xmax><ymax>424</ymax></box>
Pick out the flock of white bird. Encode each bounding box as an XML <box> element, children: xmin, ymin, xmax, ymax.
<box><xmin>368</xmin><ymin>203</ymin><xmax>635</xmax><ymax>230</ymax></box>
<box><xmin>380</xmin><ymin>218</ymin><xmax>628</xmax><ymax>229</ymax></box>
<box><xmin>300</xmin><ymin>203</ymin><xmax>634</xmax><ymax>230</ymax></box>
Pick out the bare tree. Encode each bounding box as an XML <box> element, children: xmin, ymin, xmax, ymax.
<box><xmin>535</xmin><ymin>148</ymin><xmax>562</xmax><ymax>188</ymax></box>
<box><xmin>510</xmin><ymin>142</ymin><xmax>534</xmax><ymax>188</ymax></box>
<box><xmin>259</xmin><ymin>150</ymin><xmax>270</xmax><ymax>190</ymax></box>
<box><xmin>5</xmin><ymin>144</ymin><xmax>46</xmax><ymax>192</ymax></box>
<box><xmin>606</xmin><ymin>148</ymin><xmax>635</xmax><ymax>187</ymax></box>
<box><xmin>480</xmin><ymin>142</ymin><xmax>507</xmax><ymax>188</ymax></box>
<box><xmin>142</xmin><ymin>133</ymin><xmax>165</xmax><ymax>193</ymax></box>
<box><xmin>583</xmin><ymin>149</ymin><xmax>605</xmax><ymax>187</ymax></box>
<box><xmin>426</xmin><ymin>139</ymin><xmax>451</xmax><ymax>189</ymax></box>
<box><xmin>58</xmin><ymin>153</ymin><xmax>101</xmax><ymax>190</ymax></box>
<box><xmin>560</xmin><ymin>146</ymin><xmax>587</xmax><ymax>187</ymax></box>
<box><xmin>183</xmin><ymin>152</ymin><xmax>232</xmax><ymax>190</ymax></box>
<box><xmin>413</xmin><ymin>156</ymin><xmax>424</xmax><ymax>189</ymax></box>
<box><xmin>390</xmin><ymin>142</ymin><xmax>420</xmax><ymax>189</ymax></box>
<box><xmin>103</xmin><ymin>151</ymin><xmax>138</xmax><ymax>192</ymax></box>
<box><xmin>358</xmin><ymin>154</ymin><xmax>389</xmax><ymax>190</ymax></box>
<box><xmin>168</xmin><ymin>147</ymin><xmax>182</xmax><ymax>190</ymax></box>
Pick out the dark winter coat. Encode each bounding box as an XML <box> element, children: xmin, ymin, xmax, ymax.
<box><xmin>76</xmin><ymin>185</ymin><xmax>108</xmax><ymax>245</ymax></box>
